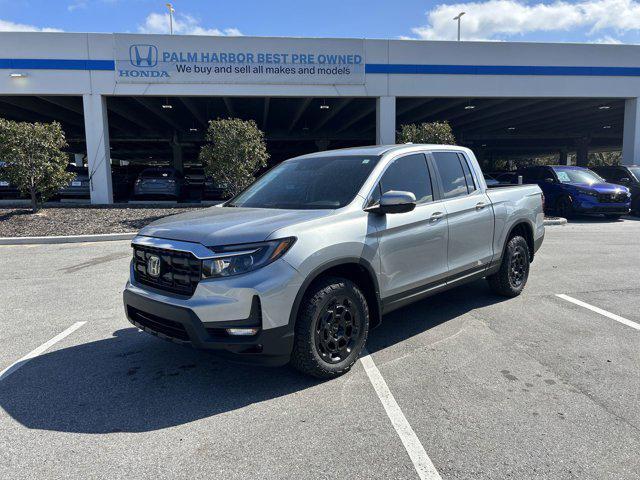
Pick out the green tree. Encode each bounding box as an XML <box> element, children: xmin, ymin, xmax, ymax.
<box><xmin>199</xmin><ymin>118</ymin><xmax>269</xmax><ymax>197</ymax></box>
<box><xmin>398</xmin><ymin>121</ymin><xmax>456</xmax><ymax>145</ymax></box>
<box><xmin>0</xmin><ymin>119</ymin><xmax>73</xmax><ymax>212</ymax></box>
<box><xmin>588</xmin><ymin>151</ymin><xmax>621</xmax><ymax>167</ymax></box>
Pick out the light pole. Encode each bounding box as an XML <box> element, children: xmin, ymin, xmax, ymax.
<box><xmin>166</xmin><ymin>3</ymin><xmax>175</xmax><ymax>34</ymax></box>
<box><xmin>453</xmin><ymin>12</ymin><xmax>465</xmax><ymax>41</ymax></box>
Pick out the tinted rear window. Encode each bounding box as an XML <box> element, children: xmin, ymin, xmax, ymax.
<box><xmin>432</xmin><ymin>152</ymin><xmax>469</xmax><ymax>199</ymax></box>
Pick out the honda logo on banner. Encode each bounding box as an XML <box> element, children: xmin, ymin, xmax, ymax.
<box><xmin>129</xmin><ymin>44</ymin><xmax>158</xmax><ymax>67</ymax></box>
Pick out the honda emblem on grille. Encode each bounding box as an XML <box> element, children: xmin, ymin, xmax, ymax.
<box><xmin>147</xmin><ymin>255</ymin><xmax>161</xmax><ymax>277</ymax></box>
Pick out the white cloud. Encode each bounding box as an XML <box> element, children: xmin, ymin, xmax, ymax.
<box><xmin>68</xmin><ymin>0</ymin><xmax>88</xmax><ymax>12</ymax></box>
<box><xmin>138</xmin><ymin>12</ymin><xmax>241</xmax><ymax>36</ymax></box>
<box><xmin>410</xmin><ymin>0</ymin><xmax>640</xmax><ymax>42</ymax></box>
<box><xmin>0</xmin><ymin>18</ymin><xmax>63</xmax><ymax>32</ymax></box>
<box><xmin>595</xmin><ymin>35</ymin><xmax>623</xmax><ymax>43</ymax></box>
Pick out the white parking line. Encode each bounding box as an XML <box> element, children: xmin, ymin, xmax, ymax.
<box><xmin>556</xmin><ymin>294</ymin><xmax>640</xmax><ymax>331</ymax></box>
<box><xmin>360</xmin><ymin>349</ymin><xmax>443</xmax><ymax>480</ymax></box>
<box><xmin>0</xmin><ymin>322</ymin><xmax>86</xmax><ymax>383</ymax></box>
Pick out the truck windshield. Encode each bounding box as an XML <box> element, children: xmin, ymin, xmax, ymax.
<box><xmin>553</xmin><ymin>168</ymin><xmax>603</xmax><ymax>185</ymax></box>
<box><xmin>227</xmin><ymin>155</ymin><xmax>380</xmax><ymax>209</ymax></box>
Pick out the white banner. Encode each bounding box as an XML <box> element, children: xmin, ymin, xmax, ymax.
<box><xmin>114</xmin><ymin>34</ymin><xmax>365</xmax><ymax>85</ymax></box>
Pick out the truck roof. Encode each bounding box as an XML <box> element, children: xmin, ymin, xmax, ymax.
<box><xmin>292</xmin><ymin>144</ymin><xmax>468</xmax><ymax>160</ymax></box>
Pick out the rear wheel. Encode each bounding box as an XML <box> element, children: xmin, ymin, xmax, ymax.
<box><xmin>487</xmin><ymin>235</ymin><xmax>530</xmax><ymax>297</ymax></box>
<box><xmin>290</xmin><ymin>277</ymin><xmax>369</xmax><ymax>379</ymax></box>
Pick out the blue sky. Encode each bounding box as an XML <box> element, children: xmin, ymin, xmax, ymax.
<box><xmin>1</xmin><ymin>0</ymin><xmax>640</xmax><ymax>44</ymax></box>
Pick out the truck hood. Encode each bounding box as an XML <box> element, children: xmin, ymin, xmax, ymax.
<box><xmin>138</xmin><ymin>206</ymin><xmax>332</xmax><ymax>246</ymax></box>
<box><xmin>567</xmin><ymin>182</ymin><xmax>629</xmax><ymax>194</ymax></box>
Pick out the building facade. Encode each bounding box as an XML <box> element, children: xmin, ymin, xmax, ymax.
<box><xmin>1</xmin><ymin>32</ymin><xmax>640</xmax><ymax>204</ymax></box>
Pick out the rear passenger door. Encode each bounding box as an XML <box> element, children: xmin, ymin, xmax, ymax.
<box><xmin>430</xmin><ymin>151</ymin><xmax>494</xmax><ymax>277</ymax></box>
<box><xmin>370</xmin><ymin>153</ymin><xmax>449</xmax><ymax>300</ymax></box>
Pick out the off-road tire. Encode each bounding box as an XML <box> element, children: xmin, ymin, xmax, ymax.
<box><xmin>487</xmin><ymin>235</ymin><xmax>530</xmax><ymax>297</ymax></box>
<box><xmin>290</xmin><ymin>277</ymin><xmax>369</xmax><ymax>379</ymax></box>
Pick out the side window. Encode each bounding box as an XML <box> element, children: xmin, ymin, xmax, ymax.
<box><xmin>542</xmin><ymin>168</ymin><xmax>556</xmax><ymax>181</ymax></box>
<box><xmin>432</xmin><ymin>152</ymin><xmax>469</xmax><ymax>199</ymax></box>
<box><xmin>457</xmin><ymin>153</ymin><xmax>476</xmax><ymax>193</ymax></box>
<box><xmin>379</xmin><ymin>154</ymin><xmax>433</xmax><ymax>203</ymax></box>
<box><xmin>611</xmin><ymin>168</ymin><xmax>627</xmax><ymax>181</ymax></box>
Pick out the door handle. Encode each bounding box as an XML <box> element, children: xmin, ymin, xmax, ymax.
<box><xmin>475</xmin><ymin>202</ymin><xmax>488</xmax><ymax>210</ymax></box>
<box><xmin>430</xmin><ymin>211</ymin><xmax>445</xmax><ymax>221</ymax></box>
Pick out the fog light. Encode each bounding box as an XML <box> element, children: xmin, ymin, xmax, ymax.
<box><xmin>226</xmin><ymin>328</ymin><xmax>259</xmax><ymax>336</ymax></box>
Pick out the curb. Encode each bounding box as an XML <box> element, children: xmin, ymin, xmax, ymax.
<box><xmin>0</xmin><ymin>232</ymin><xmax>137</xmax><ymax>245</ymax></box>
<box><xmin>543</xmin><ymin>217</ymin><xmax>568</xmax><ymax>226</ymax></box>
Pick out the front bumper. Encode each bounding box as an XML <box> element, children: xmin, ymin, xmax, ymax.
<box><xmin>574</xmin><ymin>203</ymin><xmax>630</xmax><ymax>214</ymax></box>
<box><xmin>59</xmin><ymin>185</ymin><xmax>90</xmax><ymax>198</ymax></box>
<box><xmin>574</xmin><ymin>194</ymin><xmax>630</xmax><ymax>214</ymax></box>
<box><xmin>134</xmin><ymin>185</ymin><xmax>180</xmax><ymax>197</ymax></box>
<box><xmin>123</xmin><ymin>251</ymin><xmax>304</xmax><ymax>366</ymax></box>
<box><xmin>124</xmin><ymin>289</ymin><xmax>293</xmax><ymax>366</ymax></box>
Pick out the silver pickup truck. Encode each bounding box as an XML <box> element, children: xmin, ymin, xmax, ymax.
<box><xmin>124</xmin><ymin>144</ymin><xmax>544</xmax><ymax>378</ymax></box>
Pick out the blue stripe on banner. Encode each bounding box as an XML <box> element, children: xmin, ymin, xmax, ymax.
<box><xmin>365</xmin><ymin>63</ymin><xmax>640</xmax><ymax>76</ymax></box>
<box><xmin>1</xmin><ymin>58</ymin><xmax>640</xmax><ymax>77</ymax></box>
<box><xmin>0</xmin><ymin>59</ymin><xmax>115</xmax><ymax>70</ymax></box>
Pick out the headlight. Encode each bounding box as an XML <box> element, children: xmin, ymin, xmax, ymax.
<box><xmin>576</xmin><ymin>187</ymin><xmax>598</xmax><ymax>197</ymax></box>
<box><xmin>202</xmin><ymin>237</ymin><xmax>296</xmax><ymax>279</ymax></box>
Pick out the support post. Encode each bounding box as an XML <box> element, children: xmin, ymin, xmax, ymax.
<box><xmin>376</xmin><ymin>96</ymin><xmax>396</xmax><ymax>145</ymax></box>
<box><xmin>82</xmin><ymin>94</ymin><xmax>113</xmax><ymax>204</ymax></box>
<box><xmin>575</xmin><ymin>138</ymin><xmax>589</xmax><ymax>167</ymax></box>
<box><xmin>623</xmin><ymin>98</ymin><xmax>640</xmax><ymax>165</ymax></box>
<box><xmin>559</xmin><ymin>149</ymin><xmax>569</xmax><ymax>166</ymax></box>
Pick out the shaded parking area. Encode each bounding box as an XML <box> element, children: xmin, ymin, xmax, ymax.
<box><xmin>397</xmin><ymin>97</ymin><xmax>624</xmax><ymax>167</ymax></box>
<box><xmin>1</xmin><ymin>218</ymin><xmax>639</xmax><ymax>479</ymax></box>
<box><xmin>0</xmin><ymin>95</ymin><xmax>628</xmax><ymax>205</ymax></box>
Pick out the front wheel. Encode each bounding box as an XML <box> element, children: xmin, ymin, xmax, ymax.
<box><xmin>290</xmin><ymin>277</ymin><xmax>369</xmax><ymax>379</ymax></box>
<box><xmin>487</xmin><ymin>235</ymin><xmax>531</xmax><ymax>297</ymax></box>
<box><xmin>555</xmin><ymin>195</ymin><xmax>574</xmax><ymax>218</ymax></box>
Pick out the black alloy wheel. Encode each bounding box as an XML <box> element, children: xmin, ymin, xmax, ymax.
<box><xmin>314</xmin><ymin>296</ymin><xmax>362</xmax><ymax>364</ymax></box>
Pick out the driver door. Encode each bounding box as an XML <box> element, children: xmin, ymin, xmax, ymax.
<box><xmin>368</xmin><ymin>153</ymin><xmax>449</xmax><ymax>306</ymax></box>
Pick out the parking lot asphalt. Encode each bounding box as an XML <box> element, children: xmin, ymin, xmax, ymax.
<box><xmin>1</xmin><ymin>217</ymin><xmax>639</xmax><ymax>480</ymax></box>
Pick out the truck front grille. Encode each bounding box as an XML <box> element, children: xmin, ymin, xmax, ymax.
<box><xmin>132</xmin><ymin>245</ymin><xmax>201</xmax><ymax>296</ymax></box>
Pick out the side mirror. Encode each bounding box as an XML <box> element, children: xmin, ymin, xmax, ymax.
<box><xmin>544</xmin><ymin>177</ymin><xmax>555</xmax><ymax>183</ymax></box>
<box><xmin>366</xmin><ymin>190</ymin><xmax>416</xmax><ymax>214</ymax></box>
<box><xmin>619</xmin><ymin>177</ymin><xmax>631</xmax><ymax>183</ymax></box>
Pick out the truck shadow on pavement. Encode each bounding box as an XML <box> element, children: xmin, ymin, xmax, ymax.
<box><xmin>0</xmin><ymin>280</ymin><xmax>506</xmax><ymax>434</ymax></box>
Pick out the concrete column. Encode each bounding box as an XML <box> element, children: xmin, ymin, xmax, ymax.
<box><xmin>623</xmin><ymin>98</ymin><xmax>640</xmax><ymax>165</ymax></box>
<box><xmin>376</xmin><ymin>96</ymin><xmax>396</xmax><ymax>145</ymax></box>
<box><xmin>82</xmin><ymin>94</ymin><xmax>113</xmax><ymax>204</ymax></box>
<box><xmin>559</xmin><ymin>149</ymin><xmax>569</xmax><ymax>165</ymax></box>
<box><xmin>575</xmin><ymin>138</ymin><xmax>590</xmax><ymax>167</ymax></box>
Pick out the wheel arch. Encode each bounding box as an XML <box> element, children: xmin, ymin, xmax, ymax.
<box><xmin>503</xmin><ymin>220</ymin><xmax>535</xmax><ymax>262</ymax></box>
<box><xmin>288</xmin><ymin>258</ymin><xmax>382</xmax><ymax>330</ymax></box>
